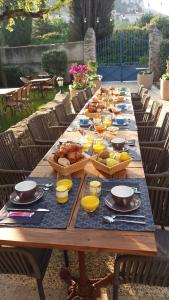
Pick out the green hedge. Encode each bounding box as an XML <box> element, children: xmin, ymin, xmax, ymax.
<box><xmin>42</xmin><ymin>50</ymin><xmax>68</xmax><ymax>77</ymax></box>
<box><xmin>1</xmin><ymin>65</ymin><xmax>37</xmax><ymax>87</ymax></box>
<box><xmin>32</xmin><ymin>32</ymin><xmax>68</xmax><ymax>45</ymax></box>
<box><xmin>159</xmin><ymin>40</ymin><xmax>169</xmax><ymax>75</ymax></box>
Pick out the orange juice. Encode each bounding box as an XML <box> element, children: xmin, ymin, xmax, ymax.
<box><xmin>93</xmin><ymin>143</ymin><xmax>105</xmax><ymax>153</ymax></box>
<box><xmin>103</xmin><ymin>120</ymin><xmax>112</xmax><ymax>127</ymax></box>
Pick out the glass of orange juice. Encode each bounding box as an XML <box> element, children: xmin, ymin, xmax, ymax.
<box><xmin>102</xmin><ymin>114</ymin><xmax>112</xmax><ymax>128</ymax></box>
<box><xmin>93</xmin><ymin>137</ymin><xmax>105</xmax><ymax>153</ymax></box>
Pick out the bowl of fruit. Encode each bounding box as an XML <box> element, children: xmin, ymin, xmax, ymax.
<box><xmin>85</xmin><ymin>103</ymin><xmax>101</xmax><ymax>119</ymax></box>
<box><xmin>90</xmin><ymin>150</ymin><xmax>132</xmax><ymax>175</ymax></box>
<box><xmin>48</xmin><ymin>142</ymin><xmax>89</xmax><ymax>175</ymax></box>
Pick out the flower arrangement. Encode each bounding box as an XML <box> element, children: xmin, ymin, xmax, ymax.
<box><xmin>69</xmin><ymin>64</ymin><xmax>89</xmax><ymax>90</ymax></box>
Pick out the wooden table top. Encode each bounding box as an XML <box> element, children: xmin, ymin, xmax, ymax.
<box><xmin>30</xmin><ymin>78</ymin><xmax>51</xmax><ymax>83</ymax></box>
<box><xmin>0</xmin><ymin>90</ymin><xmax>157</xmax><ymax>256</ymax></box>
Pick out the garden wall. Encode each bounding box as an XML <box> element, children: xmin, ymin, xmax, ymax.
<box><xmin>0</xmin><ymin>41</ymin><xmax>84</xmax><ymax>73</ymax></box>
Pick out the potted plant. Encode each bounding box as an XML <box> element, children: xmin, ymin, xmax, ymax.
<box><xmin>69</xmin><ymin>64</ymin><xmax>89</xmax><ymax>97</ymax></box>
<box><xmin>137</xmin><ymin>56</ymin><xmax>153</xmax><ymax>90</ymax></box>
<box><xmin>137</xmin><ymin>70</ymin><xmax>154</xmax><ymax>90</ymax></box>
<box><xmin>160</xmin><ymin>59</ymin><xmax>169</xmax><ymax>100</ymax></box>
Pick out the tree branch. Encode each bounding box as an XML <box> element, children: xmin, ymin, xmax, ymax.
<box><xmin>0</xmin><ymin>8</ymin><xmax>49</xmax><ymax>21</ymax></box>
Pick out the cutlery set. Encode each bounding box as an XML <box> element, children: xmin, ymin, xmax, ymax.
<box><xmin>103</xmin><ymin>214</ymin><xmax>145</xmax><ymax>225</ymax></box>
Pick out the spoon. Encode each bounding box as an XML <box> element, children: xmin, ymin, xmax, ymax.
<box><xmin>103</xmin><ymin>216</ymin><xmax>145</xmax><ymax>225</ymax></box>
<box><xmin>39</xmin><ymin>183</ymin><xmax>53</xmax><ymax>191</ymax></box>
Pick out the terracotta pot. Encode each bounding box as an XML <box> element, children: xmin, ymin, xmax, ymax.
<box><xmin>137</xmin><ymin>73</ymin><xmax>153</xmax><ymax>90</ymax></box>
<box><xmin>160</xmin><ymin>78</ymin><xmax>169</xmax><ymax>100</ymax></box>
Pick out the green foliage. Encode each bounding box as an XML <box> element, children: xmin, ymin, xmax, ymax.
<box><xmin>162</xmin><ymin>73</ymin><xmax>169</xmax><ymax>80</ymax></box>
<box><xmin>3</xmin><ymin>17</ymin><xmax>32</xmax><ymax>46</ymax></box>
<box><xmin>159</xmin><ymin>40</ymin><xmax>169</xmax><ymax>75</ymax></box>
<box><xmin>0</xmin><ymin>65</ymin><xmax>37</xmax><ymax>87</ymax></box>
<box><xmin>87</xmin><ymin>61</ymin><xmax>98</xmax><ymax>75</ymax></box>
<box><xmin>138</xmin><ymin>56</ymin><xmax>149</xmax><ymax>67</ymax></box>
<box><xmin>32</xmin><ymin>17</ymin><xmax>69</xmax><ymax>44</ymax></box>
<box><xmin>136</xmin><ymin>13</ymin><xmax>154</xmax><ymax>27</ymax></box>
<box><xmin>149</xmin><ymin>15</ymin><xmax>169</xmax><ymax>39</ymax></box>
<box><xmin>42</xmin><ymin>50</ymin><xmax>68</xmax><ymax>77</ymax></box>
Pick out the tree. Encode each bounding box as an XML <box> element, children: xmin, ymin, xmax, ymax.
<box><xmin>69</xmin><ymin>0</ymin><xmax>115</xmax><ymax>41</ymax></box>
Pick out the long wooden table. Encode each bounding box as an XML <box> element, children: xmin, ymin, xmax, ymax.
<box><xmin>0</xmin><ymin>89</ymin><xmax>157</xmax><ymax>299</ymax></box>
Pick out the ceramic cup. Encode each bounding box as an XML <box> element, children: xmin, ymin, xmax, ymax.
<box><xmin>15</xmin><ymin>180</ymin><xmax>37</xmax><ymax>202</ymax></box>
<box><xmin>111</xmin><ymin>137</ymin><xmax>125</xmax><ymax>151</ymax></box>
<box><xmin>80</xmin><ymin>117</ymin><xmax>89</xmax><ymax>125</ymax></box>
<box><xmin>116</xmin><ymin>104</ymin><xmax>126</xmax><ymax>110</ymax></box>
<box><xmin>111</xmin><ymin>185</ymin><xmax>134</xmax><ymax>207</ymax></box>
<box><xmin>115</xmin><ymin>117</ymin><xmax>125</xmax><ymax>125</ymax></box>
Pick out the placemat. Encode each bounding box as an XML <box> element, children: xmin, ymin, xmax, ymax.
<box><xmin>127</xmin><ymin>145</ymin><xmax>141</xmax><ymax>161</ymax></box>
<box><xmin>75</xmin><ymin>177</ymin><xmax>155</xmax><ymax>232</ymax></box>
<box><xmin>116</xmin><ymin>119</ymin><xmax>137</xmax><ymax>131</ymax></box>
<box><xmin>0</xmin><ymin>177</ymin><xmax>81</xmax><ymax>229</ymax></box>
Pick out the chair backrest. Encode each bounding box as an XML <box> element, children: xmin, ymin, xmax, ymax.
<box><xmin>142</xmin><ymin>94</ymin><xmax>150</xmax><ymax>111</ymax></box>
<box><xmin>54</xmin><ymin>103</ymin><xmax>67</xmax><ymax>123</ymax></box>
<box><xmin>71</xmin><ymin>96</ymin><xmax>81</xmax><ymax>113</ymax></box>
<box><xmin>84</xmin><ymin>87</ymin><xmax>93</xmax><ymax>100</ymax></box>
<box><xmin>141</xmin><ymin>146</ymin><xmax>163</xmax><ymax>174</ymax></box>
<box><xmin>0</xmin><ymin>184</ymin><xmax>14</xmax><ymax>208</ymax></box>
<box><xmin>149</xmin><ymin>101</ymin><xmax>163</xmax><ymax>125</ymax></box>
<box><xmin>28</xmin><ymin>114</ymin><xmax>52</xmax><ymax>142</ymax></box>
<box><xmin>148</xmin><ymin>186</ymin><xmax>169</xmax><ymax>227</ymax></box>
<box><xmin>20</xmin><ymin>76</ymin><xmax>30</xmax><ymax>84</ymax></box>
<box><xmin>62</xmin><ymin>94</ymin><xmax>72</xmax><ymax>114</ymax></box>
<box><xmin>77</xmin><ymin>91</ymin><xmax>86</xmax><ymax>108</ymax></box>
<box><xmin>146</xmin><ymin>171</ymin><xmax>169</xmax><ymax>188</ymax></box>
<box><xmin>0</xmin><ymin>131</ymin><xmax>25</xmax><ymax>170</ymax></box>
<box><xmin>159</xmin><ymin>112</ymin><xmax>169</xmax><ymax>140</ymax></box>
<box><xmin>138</xmin><ymin>84</ymin><xmax>144</xmax><ymax>95</ymax></box>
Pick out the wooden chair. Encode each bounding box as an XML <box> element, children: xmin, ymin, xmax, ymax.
<box><xmin>54</xmin><ymin>103</ymin><xmax>76</xmax><ymax>126</ymax></box>
<box><xmin>0</xmin><ymin>130</ymin><xmax>50</xmax><ymax>184</ymax></box>
<box><xmin>146</xmin><ymin>171</ymin><xmax>169</xmax><ymax>187</ymax></box>
<box><xmin>138</xmin><ymin>113</ymin><xmax>169</xmax><ymax>147</ymax></box>
<box><xmin>5</xmin><ymin>88</ymin><xmax>24</xmax><ymax>115</ymax></box>
<box><xmin>20</xmin><ymin>85</ymin><xmax>32</xmax><ymax>111</ymax></box>
<box><xmin>135</xmin><ymin>101</ymin><xmax>163</xmax><ymax>126</ymax></box>
<box><xmin>77</xmin><ymin>91</ymin><xmax>87</xmax><ymax>108</ymax></box>
<box><xmin>42</xmin><ymin>76</ymin><xmax>56</xmax><ymax>90</ymax></box>
<box><xmin>140</xmin><ymin>146</ymin><xmax>165</xmax><ymax>174</ymax></box>
<box><xmin>113</xmin><ymin>186</ymin><xmax>169</xmax><ymax>300</ymax></box>
<box><xmin>20</xmin><ymin>76</ymin><xmax>30</xmax><ymax>85</ymax></box>
<box><xmin>28</xmin><ymin>112</ymin><xmax>67</xmax><ymax>145</ymax></box>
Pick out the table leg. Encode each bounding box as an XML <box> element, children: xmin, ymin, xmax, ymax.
<box><xmin>60</xmin><ymin>251</ymin><xmax>114</xmax><ymax>300</ymax></box>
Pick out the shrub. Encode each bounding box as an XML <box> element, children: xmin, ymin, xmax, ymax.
<box><xmin>159</xmin><ymin>40</ymin><xmax>169</xmax><ymax>75</ymax></box>
<box><xmin>3</xmin><ymin>17</ymin><xmax>32</xmax><ymax>46</ymax></box>
<box><xmin>149</xmin><ymin>15</ymin><xmax>169</xmax><ymax>39</ymax></box>
<box><xmin>32</xmin><ymin>32</ymin><xmax>67</xmax><ymax>45</ymax></box>
<box><xmin>1</xmin><ymin>65</ymin><xmax>37</xmax><ymax>87</ymax></box>
<box><xmin>42</xmin><ymin>50</ymin><xmax>68</xmax><ymax>77</ymax></box>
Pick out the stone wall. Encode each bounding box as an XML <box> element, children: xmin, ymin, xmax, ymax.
<box><xmin>0</xmin><ymin>41</ymin><xmax>84</xmax><ymax>73</ymax></box>
<box><xmin>149</xmin><ymin>26</ymin><xmax>163</xmax><ymax>82</ymax></box>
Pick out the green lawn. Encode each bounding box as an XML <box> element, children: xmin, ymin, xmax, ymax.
<box><xmin>0</xmin><ymin>87</ymin><xmax>68</xmax><ymax>133</ymax></box>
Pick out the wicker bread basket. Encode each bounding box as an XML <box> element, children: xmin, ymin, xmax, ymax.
<box><xmin>90</xmin><ymin>155</ymin><xmax>132</xmax><ymax>176</ymax></box>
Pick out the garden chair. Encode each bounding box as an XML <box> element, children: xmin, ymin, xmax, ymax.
<box><xmin>54</xmin><ymin>103</ymin><xmax>76</xmax><ymax>126</ymax></box>
<box><xmin>20</xmin><ymin>76</ymin><xmax>30</xmax><ymax>85</ymax></box>
<box><xmin>130</xmin><ymin>84</ymin><xmax>144</xmax><ymax>102</ymax></box>
<box><xmin>140</xmin><ymin>146</ymin><xmax>164</xmax><ymax>174</ymax></box>
<box><xmin>0</xmin><ymin>184</ymin><xmax>69</xmax><ymax>300</ymax></box>
<box><xmin>0</xmin><ymin>130</ymin><xmax>50</xmax><ymax>184</ymax></box>
<box><xmin>21</xmin><ymin>85</ymin><xmax>32</xmax><ymax>112</ymax></box>
<box><xmin>135</xmin><ymin>101</ymin><xmax>163</xmax><ymax>126</ymax></box>
<box><xmin>138</xmin><ymin>112</ymin><xmax>169</xmax><ymax>147</ymax></box>
<box><xmin>62</xmin><ymin>93</ymin><xmax>77</xmax><ymax>116</ymax></box>
<box><xmin>133</xmin><ymin>93</ymin><xmax>150</xmax><ymax>112</ymax></box>
<box><xmin>71</xmin><ymin>95</ymin><xmax>82</xmax><ymax>113</ymax></box>
<box><xmin>28</xmin><ymin>112</ymin><xmax>67</xmax><ymax>145</ymax></box>
<box><xmin>5</xmin><ymin>88</ymin><xmax>24</xmax><ymax>115</ymax></box>
<box><xmin>113</xmin><ymin>186</ymin><xmax>169</xmax><ymax>300</ymax></box>
<box><xmin>42</xmin><ymin>75</ymin><xmax>56</xmax><ymax>90</ymax></box>
<box><xmin>77</xmin><ymin>91</ymin><xmax>87</xmax><ymax>108</ymax></box>
<box><xmin>145</xmin><ymin>171</ymin><xmax>169</xmax><ymax>187</ymax></box>
<box><xmin>84</xmin><ymin>87</ymin><xmax>93</xmax><ymax>100</ymax></box>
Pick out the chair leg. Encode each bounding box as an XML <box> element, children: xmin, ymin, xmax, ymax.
<box><xmin>63</xmin><ymin>250</ymin><xmax>69</xmax><ymax>268</ymax></box>
<box><xmin>36</xmin><ymin>279</ymin><xmax>45</xmax><ymax>300</ymax></box>
<box><xmin>113</xmin><ymin>284</ymin><xmax>119</xmax><ymax>300</ymax></box>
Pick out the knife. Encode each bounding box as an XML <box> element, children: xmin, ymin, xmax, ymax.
<box><xmin>6</xmin><ymin>208</ymin><xmax>50</xmax><ymax>212</ymax></box>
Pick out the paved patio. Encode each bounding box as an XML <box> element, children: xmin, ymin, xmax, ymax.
<box><xmin>1</xmin><ymin>82</ymin><xmax>169</xmax><ymax>300</ymax></box>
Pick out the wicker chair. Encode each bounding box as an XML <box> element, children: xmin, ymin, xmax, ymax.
<box><xmin>135</xmin><ymin>101</ymin><xmax>163</xmax><ymax>126</ymax></box>
<box><xmin>113</xmin><ymin>186</ymin><xmax>169</xmax><ymax>300</ymax></box>
<box><xmin>140</xmin><ymin>146</ymin><xmax>165</xmax><ymax>174</ymax></box>
<box><xmin>54</xmin><ymin>103</ymin><xmax>76</xmax><ymax>126</ymax></box>
<box><xmin>130</xmin><ymin>84</ymin><xmax>144</xmax><ymax>102</ymax></box>
<box><xmin>84</xmin><ymin>87</ymin><xmax>93</xmax><ymax>100</ymax></box>
<box><xmin>0</xmin><ymin>131</ymin><xmax>50</xmax><ymax>184</ymax></box>
<box><xmin>28</xmin><ymin>112</ymin><xmax>67</xmax><ymax>145</ymax></box>
<box><xmin>77</xmin><ymin>91</ymin><xmax>87</xmax><ymax>108</ymax></box>
<box><xmin>138</xmin><ymin>113</ymin><xmax>169</xmax><ymax>147</ymax></box>
<box><xmin>5</xmin><ymin>88</ymin><xmax>24</xmax><ymax>114</ymax></box>
<box><xmin>146</xmin><ymin>171</ymin><xmax>169</xmax><ymax>187</ymax></box>
<box><xmin>20</xmin><ymin>76</ymin><xmax>30</xmax><ymax>85</ymax></box>
<box><xmin>133</xmin><ymin>94</ymin><xmax>150</xmax><ymax>112</ymax></box>
<box><xmin>71</xmin><ymin>95</ymin><xmax>82</xmax><ymax>113</ymax></box>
